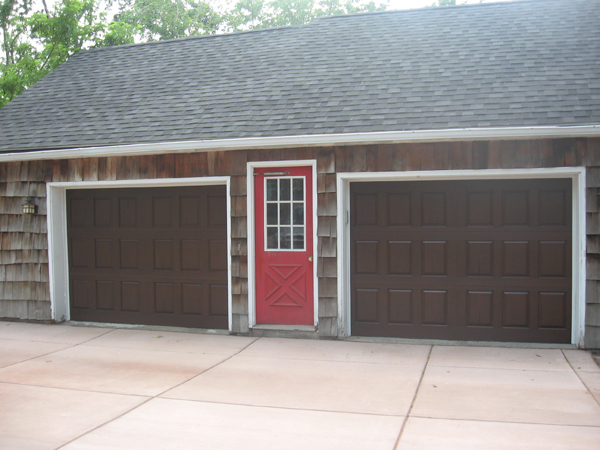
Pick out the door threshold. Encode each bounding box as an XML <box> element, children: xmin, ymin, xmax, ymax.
<box><xmin>252</xmin><ymin>324</ymin><xmax>316</xmax><ymax>332</ymax></box>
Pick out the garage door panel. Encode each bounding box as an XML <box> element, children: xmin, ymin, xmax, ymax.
<box><xmin>539</xmin><ymin>292</ymin><xmax>569</xmax><ymax>329</ymax></box>
<box><xmin>181</xmin><ymin>240</ymin><xmax>202</xmax><ymax>270</ymax></box>
<box><xmin>388</xmin><ymin>241</ymin><xmax>413</xmax><ymax>275</ymax></box>
<box><xmin>96</xmin><ymin>280</ymin><xmax>116</xmax><ymax>311</ymax></box>
<box><xmin>539</xmin><ymin>241</ymin><xmax>569</xmax><ymax>277</ymax></box>
<box><xmin>354</xmin><ymin>288</ymin><xmax>379</xmax><ymax>323</ymax></box>
<box><xmin>388</xmin><ymin>289</ymin><xmax>413</xmax><ymax>324</ymax></box>
<box><xmin>501</xmin><ymin>190</ymin><xmax>530</xmax><ymax>226</ymax></box>
<box><xmin>152</xmin><ymin>197</ymin><xmax>173</xmax><ymax>227</ymax></box>
<box><xmin>118</xmin><ymin>197</ymin><xmax>138</xmax><ymax>227</ymax></box>
<box><xmin>70</xmin><ymin>239</ymin><xmax>90</xmax><ymax>268</ymax></box>
<box><xmin>501</xmin><ymin>291</ymin><xmax>529</xmax><ymax>327</ymax></box>
<box><xmin>421</xmin><ymin>191</ymin><xmax>447</xmax><ymax>226</ymax></box>
<box><xmin>355</xmin><ymin>194</ymin><xmax>378</xmax><ymax>226</ymax></box>
<box><xmin>467</xmin><ymin>191</ymin><xmax>493</xmax><ymax>226</ymax></box>
<box><xmin>68</xmin><ymin>186</ymin><xmax>228</xmax><ymax>329</ymax></box>
<box><xmin>121</xmin><ymin>282</ymin><xmax>140</xmax><ymax>312</ymax></box>
<box><xmin>181</xmin><ymin>283</ymin><xmax>204</xmax><ymax>315</ymax></box>
<box><xmin>71</xmin><ymin>280</ymin><xmax>92</xmax><ymax>310</ymax></box>
<box><xmin>180</xmin><ymin>196</ymin><xmax>201</xmax><ymax>226</ymax></box>
<box><xmin>539</xmin><ymin>189</ymin><xmax>569</xmax><ymax>226</ymax></box>
<box><xmin>421</xmin><ymin>241</ymin><xmax>447</xmax><ymax>276</ymax></box>
<box><xmin>351</xmin><ymin>179</ymin><xmax>571</xmax><ymax>343</ymax></box>
<box><xmin>388</xmin><ymin>193</ymin><xmax>411</xmax><ymax>226</ymax></box>
<box><xmin>355</xmin><ymin>241</ymin><xmax>379</xmax><ymax>274</ymax></box>
<box><xmin>94</xmin><ymin>198</ymin><xmax>112</xmax><ymax>227</ymax></box>
<box><xmin>94</xmin><ymin>239</ymin><xmax>114</xmax><ymax>269</ymax></box>
<box><xmin>421</xmin><ymin>290</ymin><xmax>448</xmax><ymax>325</ymax></box>
<box><xmin>467</xmin><ymin>241</ymin><xmax>494</xmax><ymax>276</ymax></box>
<box><xmin>154</xmin><ymin>239</ymin><xmax>175</xmax><ymax>270</ymax></box>
<box><xmin>120</xmin><ymin>239</ymin><xmax>140</xmax><ymax>269</ymax></box>
<box><xmin>502</xmin><ymin>241</ymin><xmax>529</xmax><ymax>277</ymax></box>
<box><xmin>69</xmin><ymin>198</ymin><xmax>87</xmax><ymax>227</ymax></box>
<box><xmin>467</xmin><ymin>291</ymin><xmax>494</xmax><ymax>326</ymax></box>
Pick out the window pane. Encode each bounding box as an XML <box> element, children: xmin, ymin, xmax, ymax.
<box><xmin>280</xmin><ymin>179</ymin><xmax>291</xmax><ymax>201</ymax></box>
<box><xmin>280</xmin><ymin>227</ymin><xmax>291</xmax><ymax>249</ymax></box>
<box><xmin>280</xmin><ymin>203</ymin><xmax>291</xmax><ymax>225</ymax></box>
<box><xmin>266</xmin><ymin>179</ymin><xmax>277</xmax><ymax>201</ymax></box>
<box><xmin>293</xmin><ymin>203</ymin><xmax>304</xmax><ymax>225</ymax></box>
<box><xmin>266</xmin><ymin>204</ymin><xmax>278</xmax><ymax>225</ymax></box>
<box><xmin>293</xmin><ymin>179</ymin><xmax>304</xmax><ymax>201</ymax></box>
<box><xmin>293</xmin><ymin>227</ymin><xmax>304</xmax><ymax>250</ymax></box>
<box><xmin>266</xmin><ymin>227</ymin><xmax>278</xmax><ymax>249</ymax></box>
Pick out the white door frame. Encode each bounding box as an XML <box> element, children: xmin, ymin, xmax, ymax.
<box><xmin>46</xmin><ymin>177</ymin><xmax>232</xmax><ymax>330</ymax></box>
<box><xmin>337</xmin><ymin>167</ymin><xmax>587</xmax><ymax>346</ymax></box>
<box><xmin>246</xmin><ymin>160</ymin><xmax>319</xmax><ymax>329</ymax></box>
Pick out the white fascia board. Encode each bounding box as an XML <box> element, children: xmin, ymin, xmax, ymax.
<box><xmin>1</xmin><ymin>125</ymin><xmax>599</xmax><ymax>162</ymax></box>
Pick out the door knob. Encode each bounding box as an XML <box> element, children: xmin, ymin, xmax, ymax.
<box><xmin>308</xmin><ymin>256</ymin><xmax>313</xmax><ymax>262</ymax></box>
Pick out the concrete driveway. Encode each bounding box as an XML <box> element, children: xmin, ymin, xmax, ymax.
<box><xmin>0</xmin><ymin>322</ymin><xmax>599</xmax><ymax>450</ymax></box>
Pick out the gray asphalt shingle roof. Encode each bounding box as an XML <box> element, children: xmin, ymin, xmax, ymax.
<box><xmin>0</xmin><ymin>0</ymin><xmax>599</xmax><ymax>152</ymax></box>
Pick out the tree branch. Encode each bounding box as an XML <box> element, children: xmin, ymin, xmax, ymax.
<box><xmin>41</xmin><ymin>0</ymin><xmax>50</xmax><ymax>17</ymax></box>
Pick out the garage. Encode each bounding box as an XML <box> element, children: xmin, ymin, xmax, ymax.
<box><xmin>67</xmin><ymin>185</ymin><xmax>228</xmax><ymax>329</ymax></box>
<box><xmin>350</xmin><ymin>179</ymin><xmax>572</xmax><ymax>343</ymax></box>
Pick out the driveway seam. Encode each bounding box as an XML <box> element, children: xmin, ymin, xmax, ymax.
<box><xmin>0</xmin><ymin>328</ymin><xmax>117</xmax><ymax>371</ymax></box>
<box><xmin>406</xmin><ymin>414</ymin><xmax>600</xmax><ymax>428</ymax></box>
<box><xmin>562</xmin><ymin>349</ymin><xmax>600</xmax><ymax>408</ymax></box>
<box><xmin>233</xmin><ymin>354</ymin><xmax>429</xmax><ymax>366</ymax></box>
<box><xmin>0</xmin><ymin>347</ymin><xmax>72</xmax><ymax>371</ymax></box>
<box><xmin>158</xmin><ymin>336</ymin><xmax>262</xmax><ymax>399</ymax></box>
<box><xmin>157</xmin><ymin>396</ymin><xmax>409</xmax><ymax>417</ymax></box>
<box><xmin>393</xmin><ymin>344</ymin><xmax>433</xmax><ymax>450</ymax></box>
<box><xmin>424</xmin><ymin>364</ymin><xmax>572</xmax><ymax>373</ymax></box>
<box><xmin>157</xmin><ymin>396</ymin><xmax>408</xmax><ymax>417</ymax></box>
<box><xmin>0</xmin><ymin>380</ymin><xmax>152</xmax><ymax>398</ymax></box>
<box><xmin>53</xmin><ymin>336</ymin><xmax>262</xmax><ymax>449</ymax></box>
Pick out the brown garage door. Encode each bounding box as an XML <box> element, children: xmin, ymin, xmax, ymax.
<box><xmin>351</xmin><ymin>179</ymin><xmax>572</xmax><ymax>343</ymax></box>
<box><xmin>67</xmin><ymin>185</ymin><xmax>228</xmax><ymax>329</ymax></box>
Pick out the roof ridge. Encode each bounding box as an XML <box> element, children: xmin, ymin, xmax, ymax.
<box><xmin>79</xmin><ymin>0</ymin><xmax>564</xmax><ymax>55</ymax></box>
<box><xmin>316</xmin><ymin>0</ymin><xmax>556</xmax><ymax>21</ymax></box>
<box><xmin>82</xmin><ymin>25</ymin><xmax>295</xmax><ymax>54</ymax></box>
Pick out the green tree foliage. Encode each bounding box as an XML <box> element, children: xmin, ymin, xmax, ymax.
<box><xmin>227</xmin><ymin>0</ymin><xmax>386</xmax><ymax>31</ymax></box>
<box><xmin>29</xmin><ymin>0</ymin><xmax>108</xmax><ymax>68</ymax></box>
<box><xmin>115</xmin><ymin>0</ymin><xmax>222</xmax><ymax>41</ymax></box>
<box><xmin>1</xmin><ymin>0</ymin><xmax>34</xmax><ymax>106</ymax></box>
<box><xmin>0</xmin><ymin>0</ymin><xmax>136</xmax><ymax>107</ymax></box>
<box><xmin>431</xmin><ymin>0</ymin><xmax>471</xmax><ymax>6</ymax></box>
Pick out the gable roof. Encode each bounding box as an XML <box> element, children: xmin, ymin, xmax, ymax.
<box><xmin>0</xmin><ymin>0</ymin><xmax>599</xmax><ymax>153</ymax></box>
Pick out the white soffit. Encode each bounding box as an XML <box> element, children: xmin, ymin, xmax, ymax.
<box><xmin>1</xmin><ymin>125</ymin><xmax>599</xmax><ymax>162</ymax></box>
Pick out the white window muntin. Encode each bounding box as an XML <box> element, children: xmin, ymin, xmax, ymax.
<box><xmin>264</xmin><ymin>176</ymin><xmax>306</xmax><ymax>251</ymax></box>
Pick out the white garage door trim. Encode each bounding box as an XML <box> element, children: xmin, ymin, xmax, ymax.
<box><xmin>47</xmin><ymin>177</ymin><xmax>232</xmax><ymax>330</ymax></box>
<box><xmin>337</xmin><ymin>167</ymin><xmax>586</xmax><ymax>346</ymax></box>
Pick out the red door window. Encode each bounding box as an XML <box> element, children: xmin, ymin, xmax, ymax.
<box><xmin>254</xmin><ymin>166</ymin><xmax>314</xmax><ymax>325</ymax></box>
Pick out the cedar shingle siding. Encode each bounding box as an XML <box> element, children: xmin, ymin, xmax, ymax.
<box><xmin>1</xmin><ymin>139</ymin><xmax>599</xmax><ymax>345</ymax></box>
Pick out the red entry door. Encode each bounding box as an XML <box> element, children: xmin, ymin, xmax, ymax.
<box><xmin>254</xmin><ymin>166</ymin><xmax>314</xmax><ymax>325</ymax></box>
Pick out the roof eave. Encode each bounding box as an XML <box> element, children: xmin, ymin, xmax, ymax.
<box><xmin>1</xmin><ymin>125</ymin><xmax>599</xmax><ymax>162</ymax></box>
